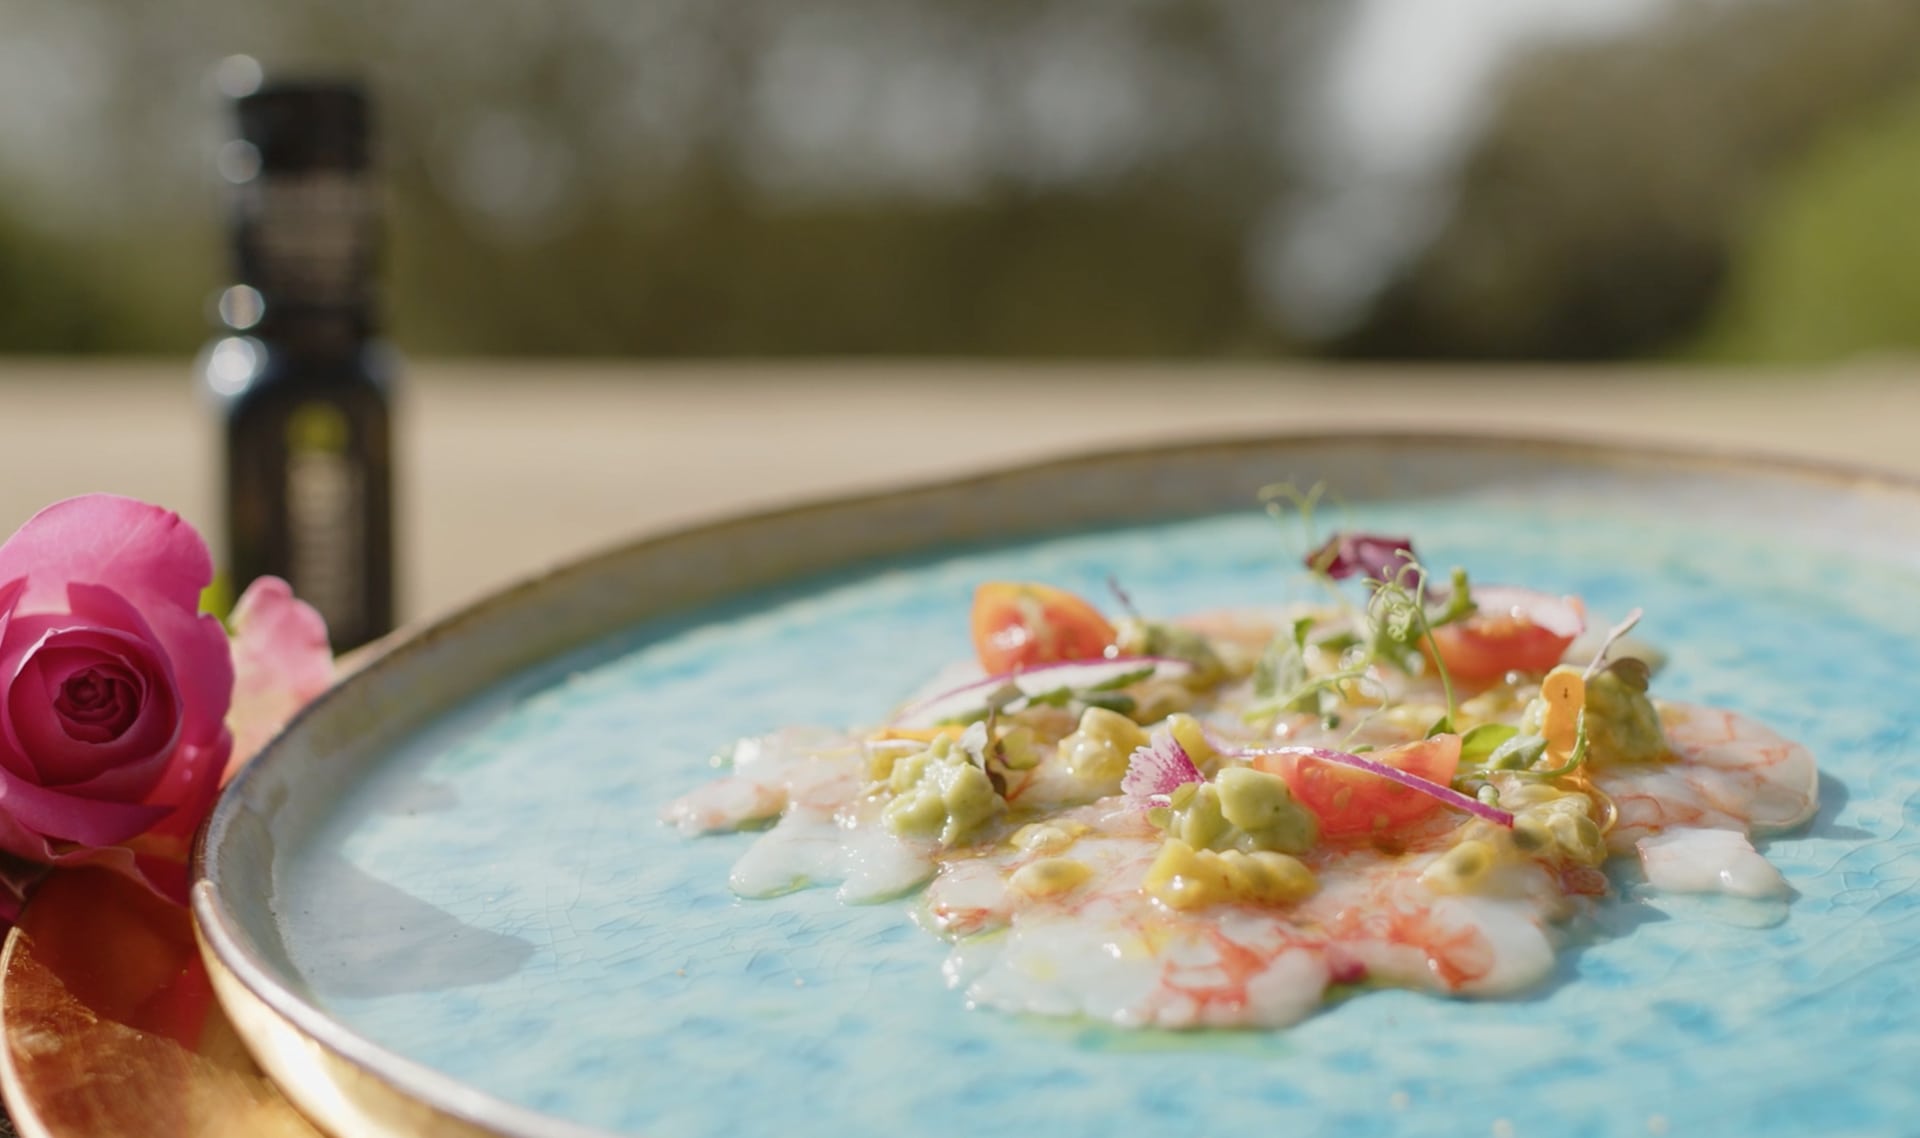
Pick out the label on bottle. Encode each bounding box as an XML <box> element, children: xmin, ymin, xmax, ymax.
<box><xmin>284</xmin><ymin>401</ymin><xmax>365</xmax><ymax>641</ymax></box>
<box><xmin>238</xmin><ymin>172</ymin><xmax>374</xmax><ymax>311</ymax></box>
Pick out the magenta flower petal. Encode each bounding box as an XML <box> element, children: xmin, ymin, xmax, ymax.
<box><xmin>138</xmin><ymin>733</ymin><xmax>227</xmax><ymax>848</ymax></box>
<box><xmin>228</xmin><ymin>576</ymin><xmax>334</xmax><ymax>772</ymax></box>
<box><xmin>67</xmin><ymin>577</ymin><xmax>229</xmax><ymax>761</ymax></box>
<box><xmin>1122</xmin><ymin>728</ymin><xmax>1204</xmax><ymax>804</ymax></box>
<box><xmin>6</xmin><ymin>629</ymin><xmax>180</xmax><ymax>795</ymax></box>
<box><xmin>0</xmin><ymin>767</ymin><xmax>172</xmax><ymax>849</ymax></box>
<box><xmin>1304</xmin><ymin>531</ymin><xmax>1420</xmax><ymax>585</ymax></box>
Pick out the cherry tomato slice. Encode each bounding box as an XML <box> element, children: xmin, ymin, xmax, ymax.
<box><xmin>970</xmin><ymin>582</ymin><xmax>1116</xmax><ymax>674</ymax></box>
<box><xmin>1252</xmin><ymin>734</ymin><xmax>1463</xmax><ymax>837</ymax></box>
<box><xmin>1426</xmin><ymin>588</ymin><xmax>1585</xmax><ymax>685</ymax></box>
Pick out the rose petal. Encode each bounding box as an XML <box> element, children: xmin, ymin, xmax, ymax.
<box><xmin>1</xmin><ymin>620</ymin><xmax>178</xmax><ymax>788</ymax></box>
<box><xmin>44</xmin><ymin>652</ymin><xmax>143</xmax><ymax>743</ymax></box>
<box><xmin>133</xmin><ymin>735</ymin><xmax>229</xmax><ymax>858</ymax></box>
<box><xmin>0</xmin><ymin>767</ymin><xmax>172</xmax><ymax>849</ymax></box>
<box><xmin>0</xmin><ymin>579</ymin><xmax>32</xmax><ymax>784</ymax></box>
<box><xmin>67</xmin><ymin>581</ymin><xmax>229</xmax><ymax>756</ymax></box>
<box><xmin>0</xmin><ymin>576</ymin><xmax>23</xmax><ymax>632</ymax></box>
<box><xmin>0</xmin><ymin>829</ymin><xmax>189</xmax><ymax>908</ymax></box>
<box><xmin>25</xmin><ymin>739</ymin><xmax>231</xmax><ymax>908</ymax></box>
<box><xmin>45</xmin><ymin>838</ymin><xmax>188</xmax><ymax>907</ymax></box>
<box><xmin>228</xmin><ymin>577</ymin><xmax>334</xmax><ymax>773</ymax></box>
<box><xmin>0</xmin><ymin>496</ymin><xmax>213</xmax><ymax>620</ymax></box>
<box><xmin>5</xmin><ymin>629</ymin><xmax>180</xmax><ymax>792</ymax></box>
<box><xmin>0</xmin><ymin>856</ymin><xmax>43</xmax><ymax>924</ymax></box>
<box><xmin>0</xmin><ymin>612</ymin><xmax>74</xmax><ymax>783</ymax></box>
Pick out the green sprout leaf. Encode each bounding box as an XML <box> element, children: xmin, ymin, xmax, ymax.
<box><xmin>1459</xmin><ymin>722</ymin><xmax>1520</xmax><ymax>765</ymax></box>
<box><xmin>1487</xmin><ymin>733</ymin><xmax>1549</xmax><ymax>771</ymax></box>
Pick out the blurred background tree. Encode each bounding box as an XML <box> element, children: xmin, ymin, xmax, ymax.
<box><xmin>0</xmin><ymin>0</ymin><xmax>1914</xmax><ymax>361</ymax></box>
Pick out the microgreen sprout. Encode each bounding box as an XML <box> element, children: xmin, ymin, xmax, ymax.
<box><xmin>1245</xmin><ymin>536</ymin><xmax>1480</xmax><ymax>737</ymax></box>
<box><xmin>1259</xmin><ymin>480</ymin><xmax>1331</xmax><ymax>551</ymax></box>
<box><xmin>957</xmin><ymin>718</ymin><xmax>1007</xmax><ymax>797</ymax></box>
<box><xmin>961</xmin><ymin>696</ymin><xmax>1042</xmax><ymax>798</ymax></box>
<box><xmin>1251</xmin><ymin>617</ymin><xmax>1316</xmax><ymax>704</ymax></box>
<box><xmin>1583</xmin><ymin>608</ymin><xmax>1645</xmax><ymax>681</ymax></box>
<box><xmin>899</xmin><ymin>658</ymin><xmax>1188</xmax><ymax>729</ymax></box>
<box><xmin>1365</xmin><ymin>557</ymin><xmax>1470</xmax><ymax>732</ymax></box>
<box><xmin>1021</xmin><ymin>665</ymin><xmax>1155</xmax><ymax>717</ymax></box>
<box><xmin>1244</xmin><ymin>647</ymin><xmax>1388</xmax><ymax>727</ymax></box>
<box><xmin>1517</xmin><ymin>712</ymin><xmax>1591</xmax><ymax>780</ymax></box>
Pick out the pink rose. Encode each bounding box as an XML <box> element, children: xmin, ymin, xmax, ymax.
<box><xmin>0</xmin><ymin>495</ymin><xmax>332</xmax><ymax>916</ymax></box>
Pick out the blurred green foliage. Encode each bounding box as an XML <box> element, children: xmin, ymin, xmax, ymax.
<box><xmin>0</xmin><ymin>216</ymin><xmax>217</xmax><ymax>354</ymax></box>
<box><xmin>1343</xmin><ymin>0</ymin><xmax>1920</xmax><ymax>361</ymax></box>
<box><xmin>388</xmin><ymin>177</ymin><xmax>1271</xmax><ymax>357</ymax></box>
<box><xmin>0</xmin><ymin>0</ymin><xmax>1916</xmax><ymax>363</ymax></box>
<box><xmin>1691</xmin><ymin>76</ymin><xmax>1920</xmax><ymax>363</ymax></box>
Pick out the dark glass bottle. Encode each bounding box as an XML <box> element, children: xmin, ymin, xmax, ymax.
<box><xmin>199</xmin><ymin>78</ymin><xmax>396</xmax><ymax>652</ymax></box>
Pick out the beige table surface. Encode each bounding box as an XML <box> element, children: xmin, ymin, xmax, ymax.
<box><xmin>0</xmin><ymin>357</ymin><xmax>1913</xmax><ymax>629</ymax></box>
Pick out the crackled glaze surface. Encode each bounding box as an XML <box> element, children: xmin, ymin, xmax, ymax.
<box><xmin>253</xmin><ymin>457</ymin><xmax>1920</xmax><ymax>1138</ymax></box>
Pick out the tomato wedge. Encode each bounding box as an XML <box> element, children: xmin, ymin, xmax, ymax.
<box><xmin>1425</xmin><ymin>586</ymin><xmax>1585</xmax><ymax>685</ymax></box>
<box><xmin>1251</xmin><ymin>735</ymin><xmax>1463</xmax><ymax>837</ymax></box>
<box><xmin>970</xmin><ymin>582</ymin><xmax>1116</xmax><ymax>674</ymax></box>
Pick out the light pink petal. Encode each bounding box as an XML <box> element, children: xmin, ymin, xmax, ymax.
<box><xmin>228</xmin><ymin>577</ymin><xmax>333</xmax><ymax>773</ymax></box>
<box><xmin>1121</xmin><ymin>728</ymin><xmax>1203</xmax><ymax>803</ymax></box>
<box><xmin>0</xmin><ymin>495</ymin><xmax>212</xmax><ymax>618</ymax></box>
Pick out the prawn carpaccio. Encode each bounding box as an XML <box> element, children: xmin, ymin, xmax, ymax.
<box><xmin>663</xmin><ymin>540</ymin><xmax>1820</xmax><ymax>1030</ymax></box>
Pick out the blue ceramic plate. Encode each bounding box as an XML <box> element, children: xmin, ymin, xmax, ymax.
<box><xmin>196</xmin><ymin>435</ymin><xmax>1920</xmax><ymax>1138</ymax></box>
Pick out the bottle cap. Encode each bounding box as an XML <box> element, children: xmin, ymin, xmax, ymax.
<box><xmin>236</xmin><ymin>82</ymin><xmax>370</xmax><ymax>174</ymax></box>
